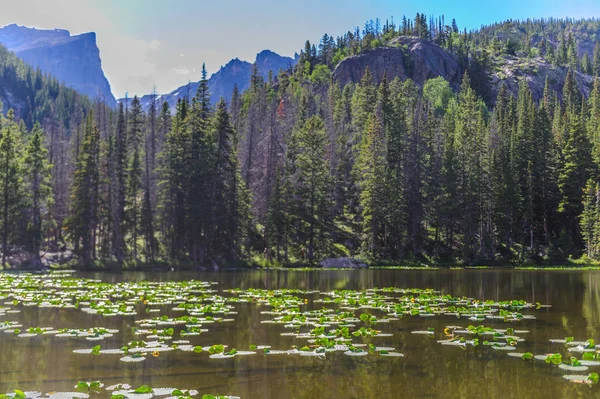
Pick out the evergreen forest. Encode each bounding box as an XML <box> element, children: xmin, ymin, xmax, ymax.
<box><xmin>3</xmin><ymin>15</ymin><xmax>600</xmax><ymax>268</ymax></box>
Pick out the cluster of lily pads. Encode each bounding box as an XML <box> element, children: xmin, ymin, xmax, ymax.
<box><xmin>410</xmin><ymin>322</ymin><xmax>600</xmax><ymax>386</ymax></box>
<box><xmin>0</xmin><ymin>383</ymin><xmax>238</xmax><ymax>399</ymax></box>
<box><xmin>0</xmin><ymin>271</ymin><xmax>597</xmax><ymax>392</ymax></box>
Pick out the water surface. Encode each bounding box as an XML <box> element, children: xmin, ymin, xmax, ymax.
<box><xmin>1</xmin><ymin>269</ymin><xmax>599</xmax><ymax>398</ymax></box>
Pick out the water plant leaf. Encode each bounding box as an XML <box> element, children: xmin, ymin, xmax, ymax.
<box><xmin>522</xmin><ymin>352</ymin><xmax>533</xmax><ymax>360</ymax></box>
<box><xmin>545</xmin><ymin>353</ymin><xmax>562</xmax><ymax>365</ymax></box>
<box><xmin>76</xmin><ymin>382</ymin><xmax>88</xmax><ymax>393</ymax></box>
<box><xmin>583</xmin><ymin>352</ymin><xmax>597</xmax><ymax>361</ymax></box>
<box><xmin>133</xmin><ymin>385</ymin><xmax>153</xmax><ymax>394</ymax></box>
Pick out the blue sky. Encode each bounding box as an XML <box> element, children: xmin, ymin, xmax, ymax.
<box><xmin>1</xmin><ymin>0</ymin><xmax>599</xmax><ymax>98</ymax></box>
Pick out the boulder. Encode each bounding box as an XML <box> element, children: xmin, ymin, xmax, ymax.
<box><xmin>320</xmin><ymin>257</ymin><xmax>368</xmax><ymax>269</ymax></box>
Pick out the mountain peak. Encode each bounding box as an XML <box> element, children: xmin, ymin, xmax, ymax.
<box><xmin>0</xmin><ymin>24</ymin><xmax>115</xmax><ymax>106</ymax></box>
<box><xmin>256</xmin><ymin>49</ymin><xmax>278</xmax><ymax>58</ymax></box>
<box><xmin>120</xmin><ymin>49</ymin><xmax>298</xmax><ymax>111</ymax></box>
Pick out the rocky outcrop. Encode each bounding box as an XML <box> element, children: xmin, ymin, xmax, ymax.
<box><xmin>334</xmin><ymin>36</ymin><xmax>595</xmax><ymax>104</ymax></box>
<box><xmin>333</xmin><ymin>36</ymin><xmax>462</xmax><ymax>89</ymax></box>
<box><xmin>121</xmin><ymin>50</ymin><xmax>298</xmax><ymax>110</ymax></box>
<box><xmin>391</xmin><ymin>36</ymin><xmax>463</xmax><ymax>87</ymax></box>
<box><xmin>333</xmin><ymin>46</ymin><xmax>408</xmax><ymax>86</ymax></box>
<box><xmin>489</xmin><ymin>55</ymin><xmax>594</xmax><ymax>101</ymax></box>
<box><xmin>320</xmin><ymin>257</ymin><xmax>368</xmax><ymax>269</ymax></box>
<box><xmin>0</xmin><ymin>24</ymin><xmax>116</xmax><ymax>107</ymax></box>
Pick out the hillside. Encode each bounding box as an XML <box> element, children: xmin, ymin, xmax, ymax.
<box><xmin>0</xmin><ymin>42</ymin><xmax>90</xmax><ymax>128</ymax></box>
<box><xmin>328</xmin><ymin>18</ymin><xmax>600</xmax><ymax>103</ymax></box>
<box><xmin>0</xmin><ymin>24</ymin><xmax>116</xmax><ymax>107</ymax></box>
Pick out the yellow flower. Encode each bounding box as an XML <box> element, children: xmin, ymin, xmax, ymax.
<box><xmin>152</xmin><ymin>351</ymin><xmax>160</xmax><ymax>357</ymax></box>
<box><xmin>444</xmin><ymin>328</ymin><xmax>452</xmax><ymax>336</ymax></box>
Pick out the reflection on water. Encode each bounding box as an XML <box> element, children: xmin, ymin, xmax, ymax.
<box><xmin>1</xmin><ymin>269</ymin><xmax>599</xmax><ymax>398</ymax></box>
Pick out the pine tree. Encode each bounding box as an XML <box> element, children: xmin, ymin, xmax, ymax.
<box><xmin>0</xmin><ymin>115</ymin><xmax>24</xmax><ymax>268</ymax></box>
<box><xmin>563</xmin><ymin>69</ymin><xmax>581</xmax><ymax>116</ymax></box>
<box><xmin>567</xmin><ymin>41</ymin><xmax>579</xmax><ymax>70</ymax></box>
<box><xmin>186</xmin><ymin>63</ymin><xmax>212</xmax><ymax>264</ymax></box>
<box><xmin>96</xmin><ymin>129</ymin><xmax>112</xmax><ymax>260</ymax></box>
<box><xmin>351</xmin><ymin>67</ymin><xmax>376</xmax><ymax>137</ymax></box>
<box><xmin>533</xmin><ymin>98</ymin><xmax>558</xmax><ymax>248</ymax></box>
<box><xmin>126</xmin><ymin>97</ymin><xmax>144</xmax><ymax>261</ymax></box>
<box><xmin>490</xmin><ymin>84</ymin><xmax>517</xmax><ymax>257</ymax></box>
<box><xmin>159</xmin><ymin>99</ymin><xmax>188</xmax><ymax>261</ymax></box>
<box><xmin>453</xmin><ymin>71</ymin><xmax>486</xmax><ymax>261</ymax></box>
<box><xmin>582</xmin><ymin>52</ymin><xmax>592</xmax><ymax>75</ymax></box>
<box><xmin>594</xmin><ymin>41</ymin><xmax>600</xmax><ymax>76</ymax></box>
<box><xmin>356</xmin><ymin>114</ymin><xmax>387</xmax><ymax>258</ymax></box>
<box><xmin>546</xmin><ymin>42</ymin><xmax>556</xmax><ymax>64</ymax></box>
<box><xmin>266</xmin><ymin>167</ymin><xmax>286</xmax><ymax>261</ymax></box>
<box><xmin>558</xmin><ymin>116</ymin><xmax>594</xmax><ymax>253</ymax></box>
<box><xmin>66</xmin><ymin>113</ymin><xmax>100</xmax><ymax>266</ymax></box>
<box><xmin>557</xmin><ymin>32</ymin><xmax>568</xmax><ymax>66</ymax></box>
<box><xmin>142</xmin><ymin>99</ymin><xmax>157</xmax><ymax>262</ymax></box>
<box><xmin>589</xmin><ymin>78</ymin><xmax>600</xmax><ymax>168</ymax></box>
<box><xmin>24</xmin><ymin>123</ymin><xmax>53</xmax><ymax>266</ymax></box>
<box><xmin>513</xmin><ymin>81</ymin><xmax>536</xmax><ymax>250</ymax></box>
<box><xmin>209</xmin><ymin>99</ymin><xmax>246</xmax><ymax>261</ymax></box>
<box><xmin>580</xmin><ymin>179</ymin><xmax>599</xmax><ymax>258</ymax></box>
<box><xmin>113</xmin><ymin>102</ymin><xmax>127</xmax><ymax>262</ymax></box>
<box><xmin>293</xmin><ymin>115</ymin><xmax>332</xmax><ymax>263</ymax></box>
<box><xmin>385</xmin><ymin>78</ymin><xmax>408</xmax><ymax>258</ymax></box>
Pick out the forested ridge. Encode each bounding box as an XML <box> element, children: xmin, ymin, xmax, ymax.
<box><xmin>3</xmin><ymin>15</ymin><xmax>600</xmax><ymax>268</ymax></box>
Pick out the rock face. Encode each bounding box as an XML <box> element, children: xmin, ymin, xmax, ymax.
<box><xmin>333</xmin><ymin>36</ymin><xmax>594</xmax><ymax>104</ymax></box>
<box><xmin>490</xmin><ymin>55</ymin><xmax>594</xmax><ymax>101</ymax></box>
<box><xmin>122</xmin><ymin>50</ymin><xmax>298</xmax><ymax>110</ymax></box>
<box><xmin>0</xmin><ymin>24</ymin><xmax>116</xmax><ymax>107</ymax></box>
<box><xmin>333</xmin><ymin>36</ymin><xmax>462</xmax><ymax>89</ymax></box>
<box><xmin>320</xmin><ymin>257</ymin><xmax>368</xmax><ymax>269</ymax></box>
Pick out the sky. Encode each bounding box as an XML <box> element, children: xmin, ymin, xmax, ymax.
<box><xmin>1</xmin><ymin>0</ymin><xmax>599</xmax><ymax>98</ymax></box>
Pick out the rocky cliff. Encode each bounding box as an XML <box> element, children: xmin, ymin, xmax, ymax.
<box><xmin>333</xmin><ymin>37</ymin><xmax>462</xmax><ymax>89</ymax></box>
<box><xmin>333</xmin><ymin>36</ymin><xmax>593</xmax><ymax>103</ymax></box>
<box><xmin>0</xmin><ymin>24</ymin><xmax>116</xmax><ymax>106</ymax></box>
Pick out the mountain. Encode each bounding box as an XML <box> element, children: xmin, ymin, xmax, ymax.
<box><xmin>0</xmin><ymin>42</ymin><xmax>90</xmax><ymax>128</ymax></box>
<box><xmin>0</xmin><ymin>24</ymin><xmax>116</xmax><ymax>107</ymax></box>
<box><xmin>120</xmin><ymin>49</ymin><xmax>298</xmax><ymax>109</ymax></box>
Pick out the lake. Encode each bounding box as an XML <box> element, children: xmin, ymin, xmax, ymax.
<box><xmin>0</xmin><ymin>269</ymin><xmax>599</xmax><ymax>398</ymax></box>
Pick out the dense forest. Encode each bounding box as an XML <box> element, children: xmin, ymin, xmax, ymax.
<box><xmin>3</xmin><ymin>15</ymin><xmax>600</xmax><ymax>268</ymax></box>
